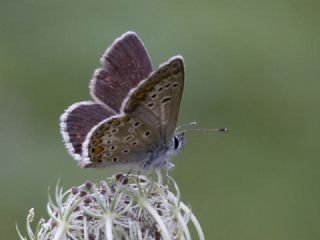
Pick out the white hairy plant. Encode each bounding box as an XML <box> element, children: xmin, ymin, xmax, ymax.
<box><xmin>17</xmin><ymin>173</ymin><xmax>205</xmax><ymax>240</ymax></box>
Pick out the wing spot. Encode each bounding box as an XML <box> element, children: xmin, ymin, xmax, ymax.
<box><xmin>105</xmin><ymin>152</ymin><xmax>111</xmax><ymax>157</ymax></box>
<box><xmin>143</xmin><ymin>83</ymin><xmax>153</xmax><ymax>91</ymax></box>
<box><xmin>172</xmin><ymin>62</ymin><xmax>180</xmax><ymax>68</ymax></box>
<box><xmin>172</xmin><ymin>83</ymin><xmax>179</xmax><ymax>88</ymax></box>
<box><xmin>161</xmin><ymin>97</ymin><xmax>171</xmax><ymax>104</ymax></box>
<box><xmin>123</xmin><ymin>149</ymin><xmax>129</xmax><ymax>154</ymax></box>
<box><xmin>123</xmin><ymin>116</ymin><xmax>131</xmax><ymax>122</ymax></box>
<box><xmin>101</xmin><ymin>125</ymin><xmax>110</xmax><ymax>132</ymax></box>
<box><xmin>158</xmin><ymin>87</ymin><xmax>164</xmax><ymax>92</ymax></box>
<box><xmin>128</xmin><ymin>128</ymin><xmax>134</xmax><ymax>133</ymax></box>
<box><xmin>165</xmin><ymin>83</ymin><xmax>171</xmax><ymax>88</ymax></box>
<box><xmin>111</xmin><ymin>128</ymin><xmax>118</xmax><ymax>134</ymax></box>
<box><xmin>111</xmin><ymin>119</ymin><xmax>121</xmax><ymax>126</ymax></box>
<box><xmin>144</xmin><ymin>131</ymin><xmax>151</xmax><ymax>137</ymax></box>
<box><xmin>152</xmin><ymin>75</ymin><xmax>161</xmax><ymax>84</ymax></box>
<box><xmin>113</xmin><ymin>157</ymin><xmax>118</xmax><ymax>162</ymax></box>
<box><xmin>94</xmin><ymin>132</ymin><xmax>103</xmax><ymax>138</ymax></box>
<box><xmin>92</xmin><ymin>154</ymin><xmax>102</xmax><ymax>162</ymax></box>
<box><xmin>92</xmin><ymin>146</ymin><xmax>104</xmax><ymax>155</ymax></box>
<box><xmin>106</xmin><ymin>140</ymin><xmax>112</xmax><ymax>145</ymax></box>
<box><xmin>162</xmin><ymin>68</ymin><xmax>170</xmax><ymax>78</ymax></box>
<box><xmin>171</xmin><ymin>62</ymin><xmax>181</xmax><ymax>74</ymax></box>
<box><xmin>132</xmin><ymin>141</ymin><xmax>138</xmax><ymax>146</ymax></box>
<box><xmin>92</xmin><ymin>138</ymin><xmax>102</xmax><ymax>145</ymax></box>
<box><xmin>125</xmin><ymin>135</ymin><xmax>133</xmax><ymax>141</ymax></box>
<box><xmin>110</xmin><ymin>145</ymin><xmax>116</xmax><ymax>151</ymax></box>
<box><xmin>133</xmin><ymin>121</ymin><xmax>141</xmax><ymax>127</ymax></box>
<box><xmin>135</xmin><ymin>91</ymin><xmax>146</xmax><ymax>100</ymax></box>
<box><xmin>147</xmin><ymin>102</ymin><xmax>154</xmax><ymax>108</ymax></box>
<box><xmin>150</xmin><ymin>93</ymin><xmax>157</xmax><ymax>99</ymax></box>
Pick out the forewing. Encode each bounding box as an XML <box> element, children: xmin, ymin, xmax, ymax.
<box><xmin>90</xmin><ymin>31</ymin><xmax>153</xmax><ymax>112</ymax></box>
<box><xmin>122</xmin><ymin>56</ymin><xmax>184</xmax><ymax>145</ymax></box>
<box><xmin>81</xmin><ymin>114</ymin><xmax>161</xmax><ymax>168</ymax></box>
<box><xmin>60</xmin><ymin>101</ymin><xmax>115</xmax><ymax>160</ymax></box>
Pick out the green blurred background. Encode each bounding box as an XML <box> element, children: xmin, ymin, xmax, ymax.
<box><xmin>1</xmin><ymin>0</ymin><xmax>319</xmax><ymax>239</ymax></box>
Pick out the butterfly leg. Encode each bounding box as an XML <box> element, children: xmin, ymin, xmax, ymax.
<box><xmin>166</xmin><ymin>162</ymin><xmax>175</xmax><ymax>172</ymax></box>
<box><xmin>126</xmin><ymin>166</ymin><xmax>134</xmax><ymax>178</ymax></box>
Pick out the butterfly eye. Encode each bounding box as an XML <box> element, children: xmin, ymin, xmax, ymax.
<box><xmin>173</xmin><ymin>136</ymin><xmax>180</xmax><ymax>149</ymax></box>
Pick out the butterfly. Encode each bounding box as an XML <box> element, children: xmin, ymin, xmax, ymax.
<box><xmin>60</xmin><ymin>31</ymin><xmax>185</xmax><ymax>170</ymax></box>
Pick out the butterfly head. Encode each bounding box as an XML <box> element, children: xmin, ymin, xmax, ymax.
<box><xmin>172</xmin><ymin>131</ymin><xmax>185</xmax><ymax>155</ymax></box>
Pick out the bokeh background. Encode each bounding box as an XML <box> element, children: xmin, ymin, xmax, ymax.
<box><xmin>1</xmin><ymin>0</ymin><xmax>319</xmax><ymax>239</ymax></box>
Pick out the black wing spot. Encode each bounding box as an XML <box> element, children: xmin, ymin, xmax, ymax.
<box><xmin>133</xmin><ymin>121</ymin><xmax>140</xmax><ymax>127</ymax></box>
<box><xmin>161</xmin><ymin>97</ymin><xmax>171</xmax><ymax>104</ymax></box>
<box><xmin>147</xmin><ymin>102</ymin><xmax>154</xmax><ymax>108</ymax></box>
<box><xmin>145</xmin><ymin>131</ymin><xmax>151</xmax><ymax>137</ymax></box>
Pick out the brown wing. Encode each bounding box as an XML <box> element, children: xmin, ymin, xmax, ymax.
<box><xmin>90</xmin><ymin>32</ymin><xmax>153</xmax><ymax>112</ymax></box>
<box><xmin>60</xmin><ymin>101</ymin><xmax>115</xmax><ymax>160</ymax></box>
<box><xmin>122</xmin><ymin>56</ymin><xmax>184</xmax><ymax>145</ymax></box>
<box><xmin>81</xmin><ymin>114</ymin><xmax>161</xmax><ymax>168</ymax></box>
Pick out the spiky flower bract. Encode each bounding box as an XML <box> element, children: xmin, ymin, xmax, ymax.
<box><xmin>17</xmin><ymin>173</ymin><xmax>205</xmax><ymax>240</ymax></box>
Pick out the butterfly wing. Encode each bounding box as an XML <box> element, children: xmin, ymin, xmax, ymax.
<box><xmin>81</xmin><ymin>57</ymin><xmax>184</xmax><ymax>168</ymax></box>
<box><xmin>122</xmin><ymin>56</ymin><xmax>184</xmax><ymax>145</ymax></box>
<box><xmin>90</xmin><ymin>31</ymin><xmax>153</xmax><ymax>113</ymax></box>
<box><xmin>81</xmin><ymin>114</ymin><xmax>161</xmax><ymax>168</ymax></box>
<box><xmin>60</xmin><ymin>101</ymin><xmax>115</xmax><ymax>160</ymax></box>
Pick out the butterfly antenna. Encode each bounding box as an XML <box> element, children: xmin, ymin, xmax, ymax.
<box><xmin>177</xmin><ymin>121</ymin><xmax>228</xmax><ymax>134</ymax></box>
<box><xmin>184</xmin><ymin>127</ymin><xmax>228</xmax><ymax>134</ymax></box>
<box><xmin>176</xmin><ymin>122</ymin><xmax>198</xmax><ymax>133</ymax></box>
